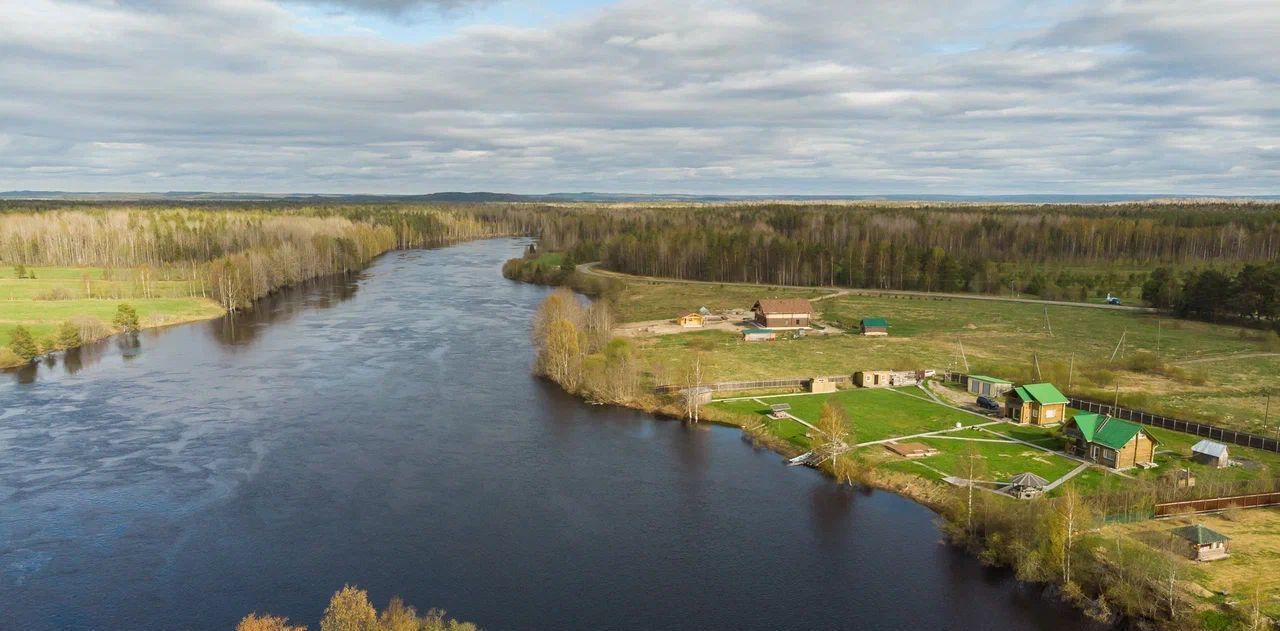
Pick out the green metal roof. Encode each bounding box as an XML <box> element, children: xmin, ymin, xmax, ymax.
<box><xmin>969</xmin><ymin>375</ymin><xmax>1012</xmax><ymax>384</ymax></box>
<box><xmin>861</xmin><ymin>317</ymin><xmax>888</xmax><ymax>327</ymax></box>
<box><xmin>1171</xmin><ymin>524</ymin><xmax>1229</xmax><ymax>545</ymax></box>
<box><xmin>742</xmin><ymin>328</ymin><xmax>774</xmax><ymax>334</ymax></box>
<box><xmin>1009</xmin><ymin>382</ymin><xmax>1069</xmax><ymax>405</ymax></box>
<box><xmin>1070</xmin><ymin>413</ymin><xmax>1156</xmax><ymax>450</ymax></box>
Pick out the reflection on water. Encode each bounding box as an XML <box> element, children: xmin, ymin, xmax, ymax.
<box><xmin>0</xmin><ymin>240</ymin><xmax>1095</xmax><ymax>631</ymax></box>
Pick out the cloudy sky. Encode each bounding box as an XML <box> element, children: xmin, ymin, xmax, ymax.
<box><xmin>2</xmin><ymin>0</ymin><xmax>1277</xmax><ymax>194</ymax></box>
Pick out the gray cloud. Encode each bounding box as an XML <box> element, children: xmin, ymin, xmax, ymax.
<box><xmin>0</xmin><ymin>0</ymin><xmax>1277</xmax><ymax>194</ymax></box>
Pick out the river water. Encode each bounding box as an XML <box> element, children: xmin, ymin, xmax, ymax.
<box><xmin>0</xmin><ymin>239</ymin><xmax>1092</xmax><ymax>630</ymax></box>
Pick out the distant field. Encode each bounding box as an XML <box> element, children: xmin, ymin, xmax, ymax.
<box><xmin>612</xmin><ymin>280</ymin><xmax>826</xmax><ymax>322</ymax></box>
<box><xmin>624</xmin><ymin>278</ymin><xmax>1279</xmax><ymax>432</ymax></box>
<box><xmin>0</xmin><ymin>265</ymin><xmax>223</xmax><ymax>365</ymax></box>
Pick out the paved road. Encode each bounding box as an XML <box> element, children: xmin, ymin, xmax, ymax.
<box><xmin>576</xmin><ymin>262</ymin><xmax>1157</xmax><ymax>313</ymax></box>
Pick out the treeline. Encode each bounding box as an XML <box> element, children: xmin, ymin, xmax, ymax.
<box><xmin>522</xmin><ymin>202</ymin><xmax>1280</xmax><ymax>298</ymax></box>
<box><xmin>237</xmin><ymin>584</ymin><xmax>477</xmax><ymax>631</ymax></box>
<box><xmin>0</xmin><ymin>205</ymin><xmax>524</xmax><ymax>310</ymax></box>
<box><xmin>1143</xmin><ymin>263</ymin><xmax>1280</xmax><ymax>328</ymax></box>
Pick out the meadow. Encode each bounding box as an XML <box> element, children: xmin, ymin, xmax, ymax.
<box><xmin>0</xmin><ymin>264</ymin><xmax>223</xmax><ymax>364</ymax></box>
<box><xmin>625</xmin><ymin>278</ymin><xmax>1279</xmax><ymax>433</ymax></box>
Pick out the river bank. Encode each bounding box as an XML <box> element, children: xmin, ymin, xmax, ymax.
<box><xmin>520</xmin><ymin>266</ymin><xmax>1273</xmax><ymax>629</ymax></box>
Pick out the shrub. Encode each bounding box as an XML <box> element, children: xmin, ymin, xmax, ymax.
<box><xmin>57</xmin><ymin>321</ymin><xmax>82</xmax><ymax>348</ymax></box>
<box><xmin>33</xmin><ymin>287</ymin><xmax>73</xmax><ymax>301</ymax></box>
<box><xmin>0</xmin><ymin>347</ymin><xmax>21</xmax><ymax>367</ymax></box>
<box><xmin>70</xmin><ymin>314</ymin><xmax>111</xmax><ymax>342</ymax></box>
<box><xmin>8</xmin><ymin>325</ymin><xmax>39</xmax><ymax>361</ymax></box>
<box><xmin>113</xmin><ymin>303</ymin><xmax>140</xmax><ymax>332</ymax></box>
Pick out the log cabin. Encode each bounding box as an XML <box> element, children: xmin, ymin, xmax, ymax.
<box><xmin>1062</xmin><ymin>413</ymin><xmax>1158</xmax><ymax>469</ymax></box>
<box><xmin>1004</xmin><ymin>383</ymin><xmax>1069</xmax><ymax>425</ymax></box>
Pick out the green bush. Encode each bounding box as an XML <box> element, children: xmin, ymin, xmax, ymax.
<box><xmin>8</xmin><ymin>325</ymin><xmax>39</xmax><ymax>361</ymax></box>
<box><xmin>113</xmin><ymin>303</ymin><xmax>140</xmax><ymax>332</ymax></box>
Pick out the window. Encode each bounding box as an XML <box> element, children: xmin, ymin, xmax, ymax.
<box><xmin>1045</xmin><ymin>409</ymin><xmax>1056</xmax><ymax>419</ymax></box>
<box><xmin>1091</xmin><ymin>445</ymin><xmax>1099</xmax><ymax>460</ymax></box>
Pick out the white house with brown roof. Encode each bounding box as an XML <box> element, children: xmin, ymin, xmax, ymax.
<box><xmin>751</xmin><ymin>298</ymin><xmax>813</xmax><ymax>328</ymax></box>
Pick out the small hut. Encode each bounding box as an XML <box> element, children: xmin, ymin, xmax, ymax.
<box><xmin>1173</xmin><ymin>468</ymin><xmax>1197</xmax><ymax>489</ymax></box>
<box><xmin>1004</xmin><ymin>472</ymin><xmax>1049</xmax><ymax>499</ymax></box>
<box><xmin>1191</xmin><ymin>440</ymin><xmax>1230</xmax><ymax>468</ymax></box>
<box><xmin>860</xmin><ymin>317</ymin><xmax>888</xmax><ymax>336</ymax></box>
<box><xmin>808</xmin><ymin>377</ymin><xmax>837</xmax><ymax>393</ymax></box>
<box><xmin>768</xmin><ymin>403</ymin><xmax>792</xmax><ymax>419</ymax></box>
<box><xmin>676</xmin><ymin>311</ymin><xmax>706</xmax><ymax>327</ymax></box>
<box><xmin>1171</xmin><ymin>524</ymin><xmax>1230</xmax><ymax>561</ymax></box>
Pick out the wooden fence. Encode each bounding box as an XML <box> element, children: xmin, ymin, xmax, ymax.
<box><xmin>1068</xmin><ymin>397</ymin><xmax>1280</xmax><ymax>454</ymax></box>
<box><xmin>1155</xmin><ymin>491</ymin><xmax>1280</xmax><ymax>517</ymax></box>
<box><xmin>655</xmin><ymin>375</ymin><xmax>852</xmax><ymax>395</ymax></box>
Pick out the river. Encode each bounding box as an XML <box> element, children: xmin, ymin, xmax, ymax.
<box><xmin>0</xmin><ymin>239</ymin><xmax>1094</xmax><ymax>630</ymax></box>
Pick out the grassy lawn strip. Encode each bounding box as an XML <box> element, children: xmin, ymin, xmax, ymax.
<box><xmin>0</xmin><ymin>265</ymin><xmax>224</xmax><ymax>365</ymax></box>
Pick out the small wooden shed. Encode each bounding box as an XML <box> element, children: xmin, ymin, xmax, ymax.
<box><xmin>676</xmin><ymin>311</ymin><xmax>706</xmax><ymax>327</ymax></box>
<box><xmin>742</xmin><ymin>328</ymin><xmax>777</xmax><ymax>342</ymax></box>
<box><xmin>1191</xmin><ymin>440</ymin><xmax>1230</xmax><ymax>468</ymax></box>
<box><xmin>768</xmin><ymin>403</ymin><xmax>792</xmax><ymax>419</ymax></box>
<box><xmin>808</xmin><ymin>377</ymin><xmax>838</xmax><ymax>393</ymax></box>
<box><xmin>860</xmin><ymin>317</ymin><xmax>888</xmax><ymax>336</ymax></box>
<box><xmin>967</xmin><ymin>375</ymin><xmax>1013</xmax><ymax>398</ymax></box>
<box><xmin>1171</xmin><ymin>524</ymin><xmax>1230</xmax><ymax>561</ymax></box>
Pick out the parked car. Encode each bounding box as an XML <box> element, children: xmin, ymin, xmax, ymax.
<box><xmin>976</xmin><ymin>395</ymin><xmax>1000</xmax><ymax>411</ymax></box>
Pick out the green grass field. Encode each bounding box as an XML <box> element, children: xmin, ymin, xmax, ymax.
<box><xmin>0</xmin><ymin>265</ymin><xmax>223</xmax><ymax>365</ymax></box>
<box><xmin>625</xmin><ymin>278</ymin><xmax>1279</xmax><ymax>431</ymax></box>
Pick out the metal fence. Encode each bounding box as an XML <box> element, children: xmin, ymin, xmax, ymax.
<box><xmin>655</xmin><ymin>374</ymin><xmax>852</xmax><ymax>394</ymax></box>
<box><xmin>1155</xmin><ymin>491</ymin><xmax>1280</xmax><ymax>517</ymax></box>
<box><xmin>1068</xmin><ymin>397</ymin><xmax>1280</xmax><ymax>454</ymax></box>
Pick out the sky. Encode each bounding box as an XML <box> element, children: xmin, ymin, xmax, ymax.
<box><xmin>1</xmin><ymin>0</ymin><xmax>1277</xmax><ymax>195</ymax></box>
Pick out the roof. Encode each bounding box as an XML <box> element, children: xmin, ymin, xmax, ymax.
<box><xmin>1171</xmin><ymin>524</ymin><xmax>1230</xmax><ymax>545</ymax></box>
<box><xmin>1192</xmin><ymin>440</ymin><xmax>1229</xmax><ymax>458</ymax></box>
<box><xmin>1009</xmin><ymin>383</ymin><xmax>1069</xmax><ymax>406</ymax></box>
<box><xmin>742</xmin><ymin>328</ymin><xmax>774</xmax><ymax>335</ymax></box>
<box><xmin>1008</xmin><ymin>472</ymin><xmax>1049</xmax><ymax>488</ymax></box>
<box><xmin>753</xmin><ymin>298</ymin><xmax>814</xmax><ymax>314</ymax></box>
<box><xmin>861</xmin><ymin>317</ymin><xmax>888</xmax><ymax>328</ymax></box>
<box><xmin>968</xmin><ymin>375</ymin><xmax>1012</xmax><ymax>384</ymax></box>
<box><xmin>677</xmin><ymin>311</ymin><xmax>700</xmax><ymax>318</ymax></box>
<box><xmin>1069</xmin><ymin>413</ymin><xmax>1156</xmax><ymax>450</ymax></box>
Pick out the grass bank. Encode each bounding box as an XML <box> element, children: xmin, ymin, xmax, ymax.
<box><xmin>0</xmin><ymin>265</ymin><xmax>224</xmax><ymax>367</ymax></box>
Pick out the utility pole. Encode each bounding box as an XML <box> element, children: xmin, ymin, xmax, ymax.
<box><xmin>1113</xmin><ymin>383</ymin><xmax>1121</xmax><ymax>412</ymax></box>
<box><xmin>1044</xmin><ymin>306</ymin><xmax>1053</xmax><ymax>337</ymax></box>
<box><xmin>1068</xmin><ymin>353</ymin><xmax>1075</xmax><ymax>390</ymax></box>
<box><xmin>1110</xmin><ymin>328</ymin><xmax>1127</xmax><ymax>363</ymax></box>
<box><xmin>1033</xmin><ymin>352</ymin><xmax>1042</xmax><ymax>382</ymax></box>
<box><xmin>1156</xmin><ymin>320</ymin><xmax>1162</xmax><ymax>354</ymax></box>
<box><xmin>958</xmin><ymin>340</ymin><xmax>970</xmax><ymax>373</ymax></box>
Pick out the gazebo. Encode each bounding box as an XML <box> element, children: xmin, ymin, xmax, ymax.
<box><xmin>1005</xmin><ymin>472</ymin><xmax>1049</xmax><ymax>499</ymax></box>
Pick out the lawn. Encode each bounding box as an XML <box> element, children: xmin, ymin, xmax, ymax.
<box><xmin>710</xmin><ymin>387</ymin><xmax>984</xmax><ymax>444</ymax></box>
<box><xmin>0</xmin><ymin>265</ymin><xmax>223</xmax><ymax>364</ymax></box>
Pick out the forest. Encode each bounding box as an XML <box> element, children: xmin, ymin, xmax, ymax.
<box><xmin>525</xmin><ymin>201</ymin><xmax>1280</xmax><ymax>307</ymax></box>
